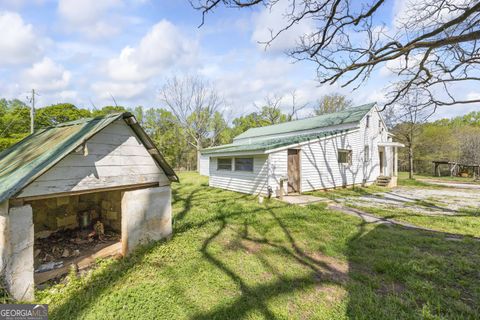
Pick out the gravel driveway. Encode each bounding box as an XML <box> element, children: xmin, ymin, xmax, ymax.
<box><xmin>336</xmin><ymin>186</ymin><xmax>480</xmax><ymax>216</ymax></box>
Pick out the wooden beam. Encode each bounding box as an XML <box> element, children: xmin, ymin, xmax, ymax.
<box><xmin>34</xmin><ymin>242</ymin><xmax>122</xmax><ymax>284</ymax></box>
<box><xmin>17</xmin><ymin>182</ymin><xmax>168</xmax><ymax>202</ymax></box>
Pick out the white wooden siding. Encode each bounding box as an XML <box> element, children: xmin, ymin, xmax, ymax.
<box><xmin>199</xmin><ymin>154</ymin><xmax>210</xmax><ymax>176</ymax></box>
<box><xmin>18</xmin><ymin>120</ymin><xmax>169</xmax><ymax>198</ymax></box>
<box><xmin>300</xmin><ymin>108</ymin><xmax>387</xmax><ymax>191</ymax></box>
<box><xmin>209</xmin><ymin>155</ymin><xmax>269</xmax><ymax>195</ymax></box>
<box><xmin>268</xmin><ymin>150</ymin><xmax>288</xmax><ymax>196</ymax></box>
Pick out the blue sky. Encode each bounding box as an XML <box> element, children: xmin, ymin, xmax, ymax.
<box><xmin>0</xmin><ymin>0</ymin><xmax>478</xmax><ymax>120</ymax></box>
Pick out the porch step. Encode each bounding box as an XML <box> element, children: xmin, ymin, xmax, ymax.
<box><xmin>376</xmin><ymin>176</ymin><xmax>391</xmax><ymax>187</ymax></box>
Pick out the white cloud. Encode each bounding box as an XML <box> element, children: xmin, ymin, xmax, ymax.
<box><xmin>22</xmin><ymin>58</ymin><xmax>71</xmax><ymax>91</ymax></box>
<box><xmin>0</xmin><ymin>11</ymin><xmax>42</xmax><ymax>65</ymax></box>
<box><xmin>106</xmin><ymin>20</ymin><xmax>196</xmax><ymax>82</ymax></box>
<box><xmin>57</xmin><ymin>0</ymin><xmax>124</xmax><ymax>38</ymax></box>
<box><xmin>251</xmin><ymin>2</ymin><xmax>314</xmax><ymax>52</ymax></box>
<box><xmin>91</xmin><ymin>19</ymin><xmax>197</xmax><ymax>102</ymax></box>
<box><xmin>91</xmin><ymin>81</ymin><xmax>147</xmax><ymax>100</ymax></box>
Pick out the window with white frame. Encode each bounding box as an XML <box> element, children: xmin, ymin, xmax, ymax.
<box><xmin>366</xmin><ymin>115</ymin><xmax>370</xmax><ymax>128</ymax></box>
<box><xmin>217</xmin><ymin>158</ymin><xmax>232</xmax><ymax>170</ymax></box>
<box><xmin>234</xmin><ymin>157</ymin><xmax>254</xmax><ymax>172</ymax></box>
<box><xmin>338</xmin><ymin>149</ymin><xmax>352</xmax><ymax>165</ymax></box>
<box><xmin>364</xmin><ymin>145</ymin><xmax>370</xmax><ymax>161</ymax></box>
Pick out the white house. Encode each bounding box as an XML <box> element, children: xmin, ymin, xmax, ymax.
<box><xmin>200</xmin><ymin>103</ymin><xmax>403</xmax><ymax>196</ymax></box>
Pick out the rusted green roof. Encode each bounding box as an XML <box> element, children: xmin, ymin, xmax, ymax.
<box><xmin>234</xmin><ymin>103</ymin><xmax>375</xmax><ymax>140</ymax></box>
<box><xmin>0</xmin><ymin>112</ymin><xmax>178</xmax><ymax>202</ymax></box>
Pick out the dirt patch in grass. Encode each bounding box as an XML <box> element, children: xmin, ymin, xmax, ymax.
<box><xmin>223</xmin><ymin>238</ymin><xmax>263</xmax><ymax>254</ymax></box>
<box><xmin>377</xmin><ymin>281</ymin><xmax>406</xmax><ymax>296</ymax></box>
<box><xmin>310</xmin><ymin>252</ymin><xmax>349</xmax><ymax>285</ymax></box>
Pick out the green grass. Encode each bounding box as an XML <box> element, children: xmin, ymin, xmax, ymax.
<box><xmin>306</xmin><ymin>184</ymin><xmax>388</xmax><ymax>201</ymax></box>
<box><xmin>353</xmin><ymin>205</ymin><xmax>480</xmax><ymax>238</ymax></box>
<box><xmin>36</xmin><ymin>172</ymin><xmax>480</xmax><ymax>319</ymax></box>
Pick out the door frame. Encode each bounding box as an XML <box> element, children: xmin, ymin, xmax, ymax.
<box><xmin>379</xmin><ymin>149</ymin><xmax>385</xmax><ymax>175</ymax></box>
<box><xmin>287</xmin><ymin>149</ymin><xmax>301</xmax><ymax>194</ymax></box>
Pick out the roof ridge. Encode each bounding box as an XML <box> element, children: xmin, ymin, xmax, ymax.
<box><xmin>234</xmin><ymin>102</ymin><xmax>375</xmax><ymax>140</ymax></box>
<box><xmin>47</xmin><ymin>112</ymin><xmax>128</xmax><ymax>129</ymax></box>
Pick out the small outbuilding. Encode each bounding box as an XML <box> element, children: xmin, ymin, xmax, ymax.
<box><xmin>201</xmin><ymin>103</ymin><xmax>403</xmax><ymax>196</ymax></box>
<box><xmin>0</xmin><ymin>112</ymin><xmax>178</xmax><ymax>301</ymax></box>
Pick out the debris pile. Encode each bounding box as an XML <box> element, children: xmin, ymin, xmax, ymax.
<box><xmin>34</xmin><ymin>222</ymin><xmax>120</xmax><ymax>272</ymax></box>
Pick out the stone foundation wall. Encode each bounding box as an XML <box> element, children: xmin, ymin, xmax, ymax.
<box><xmin>28</xmin><ymin>190</ymin><xmax>122</xmax><ymax>235</ymax></box>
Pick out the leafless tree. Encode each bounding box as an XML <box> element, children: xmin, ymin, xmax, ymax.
<box><xmin>253</xmin><ymin>94</ymin><xmax>285</xmax><ymax>124</ymax></box>
<box><xmin>287</xmin><ymin>90</ymin><xmax>308</xmax><ymax>120</ymax></box>
<box><xmin>159</xmin><ymin>75</ymin><xmax>224</xmax><ymax>170</ymax></box>
<box><xmin>314</xmin><ymin>93</ymin><xmax>352</xmax><ymax>115</ymax></box>
<box><xmin>391</xmin><ymin>90</ymin><xmax>434</xmax><ymax>179</ymax></box>
<box><xmin>191</xmin><ymin>0</ymin><xmax>480</xmax><ymax>109</ymax></box>
<box><xmin>254</xmin><ymin>91</ymin><xmax>308</xmax><ymax>123</ymax></box>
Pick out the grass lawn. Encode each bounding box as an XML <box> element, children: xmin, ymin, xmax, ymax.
<box><xmin>36</xmin><ymin>172</ymin><xmax>480</xmax><ymax>319</ymax></box>
<box><xmin>353</xmin><ymin>204</ymin><xmax>480</xmax><ymax>237</ymax></box>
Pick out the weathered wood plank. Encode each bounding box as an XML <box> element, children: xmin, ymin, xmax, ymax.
<box><xmin>18</xmin><ymin>120</ymin><xmax>168</xmax><ymax>198</ymax></box>
<box><xmin>19</xmin><ymin>174</ymin><xmax>166</xmax><ymax>198</ymax></box>
<box><xmin>34</xmin><ymin>242</ymin><xmax>122</xmax><ymax>284</ymax></box>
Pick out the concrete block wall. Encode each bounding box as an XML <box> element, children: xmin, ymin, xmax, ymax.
<box><xmin>121</xmin><ymin>185</ymin><xmax>172</xmax><ymax>255</ymax></box>
<box><xmin>29</xmin><ymin>190</ymin><xmax>122</xmax><ymax>234</ymax></box>
<box><xmin>0</xmin><ymin>201</ymin><xmax>34</xmax><ymax>301</ymax></box>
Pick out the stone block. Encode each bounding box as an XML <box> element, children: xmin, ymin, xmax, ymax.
<box><xmin>45</xmin><ymin>198</ymin><xmax>57</xmax><ymax>209</ymax></box>
<box><xmin>106</xmin><ymin>210</ymin><xmax>118</xmax><ymax>221</ymax></box>
<box><xmin>101</xmin><ymin>200</ymin><xmax>112</xmax><ymax>211</ymax></box>
<box><xmin>56</xmin><ymin>214</ymin><xmax>78</xmax><ymax>229</ymax></box>
<box><xmin>56</xmin><ymin>196</ymin><xmax>70</xmax><ymax>207</ymax></box>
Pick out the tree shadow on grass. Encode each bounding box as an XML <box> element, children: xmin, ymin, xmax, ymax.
<box><xmin>346</xmin><ymin>220</ymin><xmax>480</xmax><ymax>319</ymax></box>
<box><xmin>190</xmin><ymin>205</ymin><xmax>349</xmax><ymax>319</ymax></box>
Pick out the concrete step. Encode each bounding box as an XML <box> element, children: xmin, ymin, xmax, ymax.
<box><xmin>376</xmin><ymin>176</ymin><xmax>391</xmax><ymax>186</ymax></box>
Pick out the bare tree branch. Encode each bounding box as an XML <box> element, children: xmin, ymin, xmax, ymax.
<box><xmin>192</xmin><ymin>0</ymin><xmax>480</xmax><ymax>110</ymax></box>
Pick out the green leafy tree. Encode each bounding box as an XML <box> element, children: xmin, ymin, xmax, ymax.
<box><xmin>314</xmin><ymin>93</ymin><xmax>352</xmax><ymax>115</ymax></box>
<box><xmin>91</xmin><ymin>106</ymin><xmax>127</xmax><ymax>117</ymax></box>
<box><xmin>34</xmin><ymin>103</ymin><xmax>91</xmax><ymax>128</ymax></box>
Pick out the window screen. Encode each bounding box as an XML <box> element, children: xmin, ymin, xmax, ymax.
<box><xmin>234</xmin><ymin>157</ymin><xmax>254</xmax><ymax>172</ymax></box>
<box><xmin>217</xmin><ymin>158</ymin><xmax>232</xmax><ymax>170</ymax></box>
<box><xmin>338</xmin><ymin>150</ymin><xmax>352</xmax><ymax>164</ymax></box>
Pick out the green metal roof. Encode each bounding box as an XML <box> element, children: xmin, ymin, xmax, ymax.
<box><xmin>0</xmin><ymin>112</ymin><xmax>178</xmax><ymax>203</ymax></box>
<box><xmin>234</xmin><ymin>103</ymin><xmax>375</xmax><ymax>140</ymax></box>
<box><xmin>202</xmin><ymin>129</ymin><xmax>350</xmax><ymax>155</ymax></box>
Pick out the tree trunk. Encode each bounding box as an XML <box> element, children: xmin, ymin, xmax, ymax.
<box><xmin>408</xmin><ymin>145</ymin><xmax>414</xmax><ymax>179</ymax></box>
<box><xmin>196</xmin><ymin>147</ymin><xmax>201</xmax><ymax>172</ymax></box>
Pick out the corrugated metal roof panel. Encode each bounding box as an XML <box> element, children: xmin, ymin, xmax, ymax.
<box><xmin>202</xmin><ymin>129</ymin><xmax>350</xmax><ymax>155</ymax></box>
<box><xmin>234</xmin><ymin>103</ymin><xmax>375</xmax><ymax>140</ymax></box>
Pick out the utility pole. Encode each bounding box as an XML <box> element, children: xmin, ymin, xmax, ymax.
<box><xmin>29</xmin><ymin>89</ymin><xmax>36</xmax><ymax>134</ymax></box>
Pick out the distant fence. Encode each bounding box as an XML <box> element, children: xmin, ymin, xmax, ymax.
<box><xmin>398</xmin><ymin>160</ymin><xmax>441</xmax><ymax>175</ymax></box>
<box><xmin>399</xmin><ymin>160</ymin><xmax>479</xmax><ymax>176</ymax></box>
